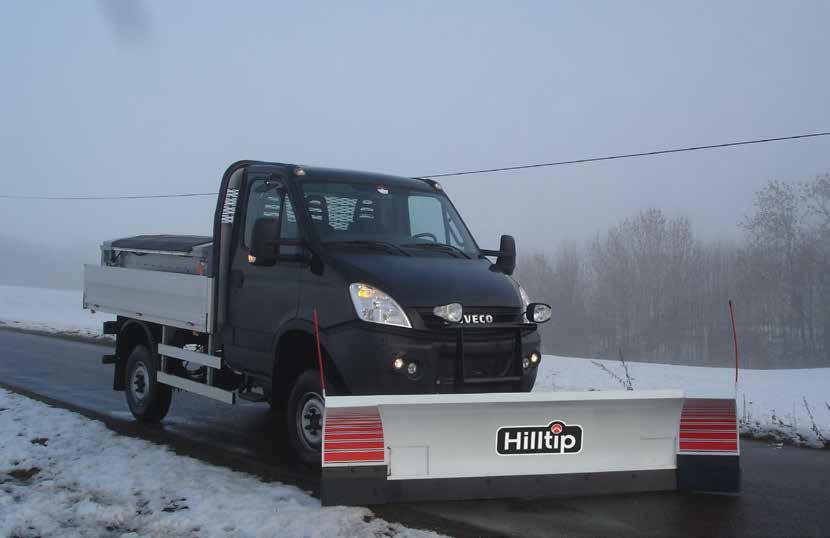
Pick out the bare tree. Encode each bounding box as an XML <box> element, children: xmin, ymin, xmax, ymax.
<box><xmin>519</xmin><ymin>174</ymin><xmax>830</xmax><ymax>367</ymax></box>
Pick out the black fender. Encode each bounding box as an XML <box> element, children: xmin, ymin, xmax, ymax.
<box><xmin>114</xmin><ymin>319</ymin><xmax>160</xmax><ymax>391</ymax></box>
<box><xmin>270</xmin><ymin>319</ymin><xmax>348</xmax><ymax>397</ymax></box>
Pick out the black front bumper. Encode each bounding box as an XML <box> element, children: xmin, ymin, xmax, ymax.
<box><xmin>325</xmin><ymin>321</ymin><xmax>541</xmax><ymax>395</ymax></box>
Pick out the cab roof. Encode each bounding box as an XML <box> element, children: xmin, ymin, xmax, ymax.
<box><xmin>242</xmin><ymin>160</ymin><xmax>437</xmax><ymax>190</ymax></box>
<box><xmin>297</xmin><ymin>165</ymin><xmax>435</xmax><ymax>191</ymax></box>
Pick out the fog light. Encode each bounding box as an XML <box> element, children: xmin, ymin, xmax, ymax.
<box><xmin>522</xmin><ymin>357</ymin><xmax>531</xmax><ymax>369</ymax></box>
<box><xmin>531</xmin><ymin>303</ymin><xmax>552</xmax><ymax>323</ymax></box>
<box><xmin>393</xmin><ymin>357</ymin><xmax>405</xmax><ymax>370</ymax></box>
<box><xmin>407</xmin><ymin>362</ymin><xmax>419</xmax><ymax>376</ymax></box>
<box><xmin>433</xmin><ymin>303</ymin><xmax>463</xmax><ymax>323</ymax></box>
<box><xmin>530</xmin><ymin>352</ymin><xmax>541</xmax><ymax>364</ymax></box>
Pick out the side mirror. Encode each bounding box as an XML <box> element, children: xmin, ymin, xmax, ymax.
<box><xmin>249</xmin><ymin>218</ymin><xmax>279</xmax><ymax>266</ymax></box>
<box><xmin>494</xmin><ymin>234</ymin><xmax>516</xmax><ymax>275</ymax></box>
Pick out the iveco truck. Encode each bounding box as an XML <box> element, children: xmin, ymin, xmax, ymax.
<box><xmin>84</xmin><ymin>160</ymin><xmax>551</xmax><ymax>465</ymax></box>
<box><xmin>84</xmin><ymin>160</ymin><xmax>740</xmax><ymax>506</ymax></box>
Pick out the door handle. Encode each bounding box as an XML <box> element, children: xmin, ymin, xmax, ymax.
<box><xmin>230</xmin><ymin>270</ymin><xmax>245</xmax><ymax>288</ymax></box>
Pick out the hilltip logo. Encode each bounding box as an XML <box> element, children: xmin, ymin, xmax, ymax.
<box><xmin>496</xmin><ymin>421</ymin><xmax>583</xmax><ymax>455</ymax></box>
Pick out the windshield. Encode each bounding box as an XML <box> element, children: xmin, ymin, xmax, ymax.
<box><xmin>299</xmin><ymin>181</ymin><xmax>479</xmax><ymax>257</ymax></box>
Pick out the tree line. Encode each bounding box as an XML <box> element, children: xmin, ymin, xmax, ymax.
<box><xmin>517</xmin><ymin>174</ymin><xmax>830</xmax><ymax>368</ymax></box>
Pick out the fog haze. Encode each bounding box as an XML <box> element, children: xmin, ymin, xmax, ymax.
<box><xmin>1</xmin><ymin>1</ymin><xmax>828</xmax><ymax>275</ymax></box>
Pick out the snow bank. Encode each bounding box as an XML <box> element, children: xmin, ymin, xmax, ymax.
<box><xmin>0</xmin><ymin>284</ymin><xmax>113</xmax><ymax>339</ymax></box>
<box><xmin>0</xmin><ymin>388</ymin><xmax>437</xmax><ymax>538</ymax></box>
<box><xmin>535</xmin><ymin>356</ymin><xmax>830</xmax><ymax>448</ymax></box>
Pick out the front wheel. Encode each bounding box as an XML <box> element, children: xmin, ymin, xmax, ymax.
<box><xmin>286</xmin><ymin>370</ymin><xmax>324</xmax><ymax>467</ymax></box>
<box><xmin>124</xmin><ymin>345</ymin><xmax>172</xmax><ymax>423</ymax></box>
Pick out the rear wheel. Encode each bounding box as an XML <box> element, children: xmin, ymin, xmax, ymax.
<box><xmin>286</xmin><ymin>370</ymin><xmax>324</xmax><ymax>466</ymax></box>
<box><xmin>125</xmin><ymin>345</ymin><xmax>172</xmax><ymax>423</ymax></box>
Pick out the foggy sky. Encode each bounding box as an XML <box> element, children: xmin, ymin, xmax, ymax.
<box><xmin>1</xmin><ymin>1</ymin><xmax>828</xmax><ymax>259</ymax></box>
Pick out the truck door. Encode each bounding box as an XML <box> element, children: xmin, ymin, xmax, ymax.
<box><xmin>225</xmin><ymin>168</ymin><xmax>301</xmax><ymax>375</ymax></box>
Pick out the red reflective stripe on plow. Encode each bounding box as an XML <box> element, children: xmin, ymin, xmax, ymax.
<box><xmin>680</xmin><ymin>417</ymin><xmax>735</xmax><ymax>424</ymax></box>
<box><xmin>325</xmin><ymin>423</ymin><xmax>383</xmax><ymax>429</ymax></box>
<box><xmin>324</xmin><ymin>406</ymin><xmax>386</xmax><ymax>465</ymax></box>
<box><xmin>326</xmin><ymin>413</ymin><xmax>380</xmax><ymax>416</ymax></box>
<box><xmin>680</xmin><ymin>431</ymin><xmax>738</xmax><ymax>440</ymax></box>
<box><xmin>324</xmin><ymin>432</ymin><xmax>384</xmax><ymax>441</ymax></box>
<box><xmin>679</xmin><ymin>441</ymin><xmax>739</xmax><ymax>452</ymax></box>
<box><xmin>680</xmin><ymin>423</ymin><xmax>737</xmax><ymax>431</ymax></box>
<box><xmin>326</xmin><ymin>419</ymin><xmax>380</xmax><ymax>426</ymax></box>
<box><xmin>324</xmin><ymin>423</ymin><xmax>383</xmax><ymax>428</ymax></box>
<box><xmin>324</xmin><ymin>441</ymin><xmax>385</xmax><ymax>450</ymax></box>
<box><xmin>679</xmin><ymin>401</ymin><xmax>739</xmax><ymax>453</ymax></box>
<box><xmin>326</xmin><ymin>412</ymin><xmax>380</xmax><ymax>417</ymax></box>
<box><xmin>325</xmin><ymin>428</ymin><xmax>384</xmax><ymax>434</ymax></box>
<box><xmin>323</xmin><ymin>450</ymin><xmax>386</xmax><ymax>463</ymax></box>
<box><xmin>327</xmin><ymin>415</ymin><xmax>379</xmax><ymax>418</ymax></box>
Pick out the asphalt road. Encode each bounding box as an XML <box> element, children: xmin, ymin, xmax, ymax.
<box><xmin>1</xmin><ymin>328</ymin><xmax>828</xmax><ymax>537</ymax></box>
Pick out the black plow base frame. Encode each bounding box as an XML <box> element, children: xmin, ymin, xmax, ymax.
<box><xmin>321</xmin><ymin>466</ymin><xmax>678</xmax><ymax>507</ymax></box>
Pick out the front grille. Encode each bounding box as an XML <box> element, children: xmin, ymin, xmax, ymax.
<box><xmin>416</xmin><ymin>306</ymin><xmax>523</xmax><ymax>330</ymax></box>
<box><xmin>433</xmin><ymin>330</ymin><xmax>520</xmax><ymax>385</ymax></box>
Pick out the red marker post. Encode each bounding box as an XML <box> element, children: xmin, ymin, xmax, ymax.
<box><xmin>312</xmin><ymin>307</ymin><xmax>327</xmax><ymax>398</ymax></box>
<box><xmin>728</xmin><ymin>300</ymin><xmax>739</xmax><ymax>385</ymax></box>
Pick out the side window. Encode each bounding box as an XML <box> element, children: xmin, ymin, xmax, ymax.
<box><xmin>408</xmin><ymin>195</ymin><xmax>445</xmax><ymax>241</ymax></box>
<box><xmin>446</xmin><ymin>213</ymin><xmax>467</xmax><ymax>249</ymax></box>
<box><xmin>243</xmin><ymin>179</ymin><xmax>283</xmax><ymax>248</ymax></box>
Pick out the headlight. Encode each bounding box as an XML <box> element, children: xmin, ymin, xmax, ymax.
<box><xmin>518</xmin><ymin>285</ymin><xmax>531</xmax><ymax>322</ymax></box>
<box><xmin>349</xmin><ymin>283</ymin><xmax>412</xmax><ymax>328</ymax></box>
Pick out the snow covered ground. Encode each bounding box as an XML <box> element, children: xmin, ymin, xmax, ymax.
<box><xmin>0</xmin><ymin>284</ymin><xmax>828</xmax><ymax>535</ymax></box>
<box><xmin>0</xmin><ymin>284</ymin><xmax>113</xmax><ymax>339</ymax></box>
<box><xmin>0</xmin><ymin>388</ymin><xmax>437</xmax><ymax>538</ymax></box>
<box><xmin>535</xmin><ymin>356</ymin><xmax>830</xmax><ymax>448</ymax></box>
<box><xmin>0</xmin><ymin>283</ymin><xmax>827</xmax><ymax>448</ymax></box>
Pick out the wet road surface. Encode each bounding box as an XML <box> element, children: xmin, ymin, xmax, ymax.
<box><xmin>1</xmin><ymin>328</ymin><xmax>828</xmax><ymax>537</ymax></box>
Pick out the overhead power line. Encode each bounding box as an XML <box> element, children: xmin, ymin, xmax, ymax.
<box><xmin>0</xmin><ymin>192</ymin><xmax>217</xmax><ymax>200</ymax></box>
<box><xmin>1</xmin><ymin>130</ymin><xmax>828</xmax><ymax>200</ymax></box>
<box><xmin>418</xmin><ymin>131</ymin><xmax>830</xmax><ymax>178</ymax></box>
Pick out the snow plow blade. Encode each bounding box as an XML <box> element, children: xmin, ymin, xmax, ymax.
<box><xmin>320</xmin><ymin>391</ymin><xmax>740</xmax><ymax>506</ymax></box>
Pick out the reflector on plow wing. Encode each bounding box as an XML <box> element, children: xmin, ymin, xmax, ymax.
<box><xmin>321</xmin><ymin>391</ymin><xmax>740</xmax><ymax>506</ymax></box>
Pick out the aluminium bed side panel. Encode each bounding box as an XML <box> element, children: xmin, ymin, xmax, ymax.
<box><xmin>83</xmin><ymin>265</ymin><xmax>214</xmax><ymax>333</ymax></box>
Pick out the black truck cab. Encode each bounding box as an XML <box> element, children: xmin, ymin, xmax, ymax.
<box><xmin>207</xmin><ymin>161</ymin><xmax>550</xmax><ymax>461</ymax></box>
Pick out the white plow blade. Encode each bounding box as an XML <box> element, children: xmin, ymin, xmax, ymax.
<box><xmin>321</xmin><ymin>390</ymin><xmax>685</xmax><ymax>505</ymax></box>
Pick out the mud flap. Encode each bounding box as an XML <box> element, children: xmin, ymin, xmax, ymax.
<box><xmin>321</xmin><ymin>390</ymin><xmax>688</xmax><ymax>506</ymax></box>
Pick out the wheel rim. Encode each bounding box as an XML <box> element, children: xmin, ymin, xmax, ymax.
<box><xmin>297</xmin><ymin>392</ymin><xmax>324</xmax><ymax>451</ymax></box>
<box><xmin>130</xmin><ymin>361</ymin><xmax>150</xmax><ymax>402</ymax></box>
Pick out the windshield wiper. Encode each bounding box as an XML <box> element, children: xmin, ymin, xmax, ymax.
<box><xmin>325</xmin><ymin>240</ymin><xmax>412</xmax><ymax>257</ymax></box>
<box><xmin>400</xmin><ymin>242</ymin><xmax>470</xmax><ymax>259</ymax></box>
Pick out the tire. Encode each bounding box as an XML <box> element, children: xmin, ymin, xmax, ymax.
<box><xmin>124</xmin><ymin>345</ymin><xmax>172</xmax><ymax>423</ymax></box>
<box><xmin>286</xmin><ymin>370</ymin><xmax>324</xmax><ymax>467</ymax></box>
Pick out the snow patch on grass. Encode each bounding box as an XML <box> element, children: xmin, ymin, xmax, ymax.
<box><xmin>535</xmin><ymin>356</ymin><xmax>830</xmax><ymax>448</ymax></box>
<box><xmin>0</xmin><ymin>388</ymin><xmax>439</xmax><ymax>538</ymax></box>
<box><xmin>0</xmin><ymin>284</ymin><xmax>113</xmax><ymax>339</ymax></box>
